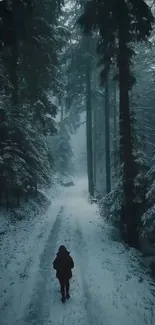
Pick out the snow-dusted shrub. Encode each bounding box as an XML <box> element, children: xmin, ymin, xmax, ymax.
<box><xmin>141</xmin><ymin>205</ymin><xmax>155</xmax><ymax>239</ymax></box>
<box><xmin>99</xmin><ymin>178</ymin><xmax>123</xmax><ymax>225</ymax></box>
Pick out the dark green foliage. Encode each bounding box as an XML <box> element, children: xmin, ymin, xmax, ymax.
<box><xmin>0</xmin><ymin>0</ymin><xmax>63</xmax><ymax>208</ymax></box>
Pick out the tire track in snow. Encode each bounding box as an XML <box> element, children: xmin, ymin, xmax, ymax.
<box><xmin>23</xmin><ymin>205</ymin><xmax>64</xmax><ymax>325</ymax></box>
<box><xmin>46</xmin><ymin>212</ymin><xmax>92</xmax><ymax>325</ymax></box>
<box><xmin>74</xmin><ymin>220</ymin><xmax>103</xmax><ymax>325</ymax></box>
<box><xmin>64</xmin><ymin>213</ymin><xmax>103</xmax><ymax>325</ymax></box>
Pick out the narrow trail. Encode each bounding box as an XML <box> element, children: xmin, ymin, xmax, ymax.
<box><xmin>1</xmin><ymin>178</ymin><xmax>155</xmax><ymax>325</ymax></box>
<box><xmin>46</xmin><ymin>179</ymin><xmax>155</xmax><ymax>325</ymax></box>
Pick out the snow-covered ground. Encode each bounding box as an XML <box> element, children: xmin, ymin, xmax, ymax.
<box><xmin>0</xmin><ymin>176</ymin><xmax>155</xmax><ymax>325</ymax></box>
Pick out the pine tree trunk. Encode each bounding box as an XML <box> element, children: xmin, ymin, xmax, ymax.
<box><xmin>9</xmin><ymin>2</ymin><xmax>19</xmax><ymax>207</ymax></box>
<box><xmin>104</xmin><ymin>75</ymin><xmax>111</xmax><ymax>194</ymax></box>
<box><xmin>10</xmin><ymin>41</ymin><xmax>18</xmax><ymax>106</ymax></box>
<box><xmin>11</xmin><ymin>1</ymin><xmax>18</xmax><ymax>107</ymax></box>
<box><xmin>113</xmin><ymin>70</ymin><xmax>117</xmax><ymax>174</ymax></box>
<box><xmin>92</xmin><ymin>68</ymin><xmax>98</xmax><ymax>192</ymax></box>
<box><xmin>85</xmin><ymin>36</ymin><xmax>94</xmax><ymax>198</ymax></box>
<box><xmin>118</xmin><ymin>31</ymin><xmax>138</xmax><ymax>248</ymax></box>
<box><xmin>93</xmin><ymin>105</ymin><xmax>97</xmax><ymax>189</ymax></box>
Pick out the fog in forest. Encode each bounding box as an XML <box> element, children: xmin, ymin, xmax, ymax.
<box><xmin>0</xmin><ymin>1</ymin><xmax>155</xmax><ymax>324</ymax></box>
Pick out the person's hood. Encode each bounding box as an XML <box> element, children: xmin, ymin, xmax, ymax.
<box><xmin>57</xmin><ymin>250</ymin><xmax>70</xmax><ymax>257</ymax></box>
<box><xmin>56</xmin><ymin>245</ymin><xmax>70</xmax><ymax>257</ymax></box>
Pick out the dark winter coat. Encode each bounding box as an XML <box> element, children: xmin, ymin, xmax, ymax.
<box><xmin>53</xmin><ymin>246</ymin><xmax>74</xmax><ymax>281</ymax></box>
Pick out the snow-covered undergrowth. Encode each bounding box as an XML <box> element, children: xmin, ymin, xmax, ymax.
<box><xmin>0</xmin><ymin>174</ymin><xmax>63</xmax><ymax>324</ymax></box>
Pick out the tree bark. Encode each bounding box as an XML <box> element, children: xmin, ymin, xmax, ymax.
<box><xmin>104</xmin><ymin>75</ymin><xmax>111</xmax><ymax>193</ymax></box>
<box><xmin>11</xmin><ymin>0</ymin><xmax>19</xmax><ymax>108</ymax></box>
<box><xmin>113</xmin><ymin>69</ymin><xmax>117</xmax><ymax>174</ymax></box>
<box><xmin>118</xmin><ymin>29</ymin><xmax>138</xmax><ymax>248</ymax></box>
<box><xmin>85</xmin><ymin>36</ymin><xmax>94</xmax><ymax>198</ymax></box>
<box><xmin>93</xmin><ymin>105</ymin><xmax>97</xmax><ymax>189</ymax></box>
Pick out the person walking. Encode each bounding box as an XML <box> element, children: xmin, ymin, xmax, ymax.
<box><xmin>53</xmin><ymin>245</ymin><xmax>74</xmax><ymax>303</ymax></box>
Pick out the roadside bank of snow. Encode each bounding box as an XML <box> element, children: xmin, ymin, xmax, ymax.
<box><xmin>0</xmin><ymin>175</ymin><xmax>63</xmax><ymax>325</ymax></box>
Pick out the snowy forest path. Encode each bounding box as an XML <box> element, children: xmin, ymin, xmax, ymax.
<box><xmin>46</xmin><ymin>178</ymin><xmax>155</xmax><ymax>325</ymax></box>
<box><xmin>42</xmin><ymin>180</ymin><xmax>105</xmax><ymax>325</ymax></box>
<box><xmin>1</xmin><ymin>177</ymin><xmax>155</xmax><ymax>325</ymax></box>
<box><xmin>24</xmin><ymin>178</ymin><xmax>104</xmax><ymax>325</ymax></box>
